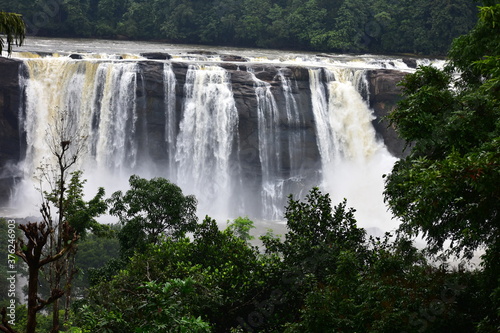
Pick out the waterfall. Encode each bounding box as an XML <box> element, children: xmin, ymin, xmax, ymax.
<box><xmin>93</xmin><ymin>62</ymin><xmax>138</xmax><ymax>170</ymax></box>
<box><xmin>309</xmin><ymin>67</ymin><xmax>398</xmax><ymax>231</ymax></box>
<box><xmin>15</xmin><ymin>58</ymin><xmax>139</xmax><ymax>211</ymax></box>
<box><xmin>163</xmin><ymin>63</ymin><xmax>177</xmax><ymax>178</ymax></box>
<box><xmin>276</xmin><ymin>69</ymin><xmax>306</xmax><ymax>175</ymax></box>
<box><xmin>308</xmin><ymin>68</ymin><xmax>338</xmax><ymax>166</ymax></box>
<box><xmin>6</xmin><ymin>51</ymin><xmax>400</xmax><ymax>231</ymax></box>
<box><xmin>251</xmin><ymin>71</ymin><xmax>283</xmax><ymax>220</ymax></box>
<box><xmin>309</xmin><ymin>67</ymin><xmax>383</xmax><ymax>165</ymax></box>
<box><xmin>174</xmin><ymin>65</ymin><xmax>238</xmax><ymax>218</ymax></box>
<box><xmin>20</xmin><ymin>59</ymin><xmax>138</xmax><ymax>174</ymax></box>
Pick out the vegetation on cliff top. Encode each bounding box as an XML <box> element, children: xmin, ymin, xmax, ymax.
<box><xmin>0</xmin><ymin>11</ymin><xmax>25</xmax><ymax>54</ymax></box>
<box><xmin>2</xmin><ymin>0</ymin><xmax>479</xmax><ymax>55</ymax></box>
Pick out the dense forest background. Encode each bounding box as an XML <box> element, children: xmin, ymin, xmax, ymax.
<box><xmin>0</xmin><ymin>0</ymin><xmax>479</xmax><ymax>55</ymax></box>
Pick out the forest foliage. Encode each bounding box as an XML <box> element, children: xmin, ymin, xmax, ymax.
<box><xmin>0</xmin><ymin>11</ymin><xmax>25</xmax><ymax>54</ymax></box>
<box><xmin>0</xmin><ymin>0</ymin><xmax>479</xmax><ymax>55</ymax></box>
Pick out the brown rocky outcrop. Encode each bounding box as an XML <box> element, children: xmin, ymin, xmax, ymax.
<box><xmin>367</xmin><ymin>69</ymin><xmax>409</xmax><ymax>157</ymax></box>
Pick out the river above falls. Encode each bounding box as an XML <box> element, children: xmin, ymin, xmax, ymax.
<box><xmin>8</xmin><ymin>36</ymin><xmax>444</xmax><ymax>71</ymax></box>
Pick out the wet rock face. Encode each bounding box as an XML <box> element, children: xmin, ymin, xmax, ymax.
<box><xmin>367</xmin><ymin>69</ymin><xmax>409</xmax><ymax>157</ymax></box>
<box><xmin>140</xmin><ymin>52</ymin><xmax>172</xmax><ymax>60</ymax></box>
<box><xmin>0</xmin><ymin>57</ymin><xmax>23</xmax><ymax>205</ymax></box>
<box><xmin>135</xmin><ymin>61</ymin><xmax>321</xmax><ymax>191</ymax></box>
<box><xmin>220</xmin><ymin>55</ymin><xmax>247</xmax><ymax>62</ymax></box>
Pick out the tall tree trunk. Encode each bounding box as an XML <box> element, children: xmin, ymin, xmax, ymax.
<box><xmin>64</xmin><ymin>253</ymin><xmax>76</xmax><ymax>323</ymax></box>
<box><xmin>51</xmin><ymin>137</ymin><xmax>67</xmax><ymax>333</ymax></box>
<box><xmin>51</xmin><ymin>300</ymin><xmax>59</xmax><ymax>333</ymax></box>
<box><xmin>51</xmin><ymin>262</ymin><xmax>62</xmax><ymax>333</ymax></box>
<box><xmin>26</xmin><ymin>265</ymin><xmax>40</xmax><ymax>333</ymax></box>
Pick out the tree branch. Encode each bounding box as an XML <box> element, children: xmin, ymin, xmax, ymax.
<box><xmin>0</xmin><ymin>307</ymin><xmax>17</xmax><ymax>333</ymax></box>
<box><xmin>35</xmin><ymin>289</ymin><xmax>65</xmax><ymax>312</ymax></box>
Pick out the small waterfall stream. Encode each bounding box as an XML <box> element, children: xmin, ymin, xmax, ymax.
<box><xmin>251</xmin><ymin>70</ymin><xmax>283</xmax><ymax>220</ymax></box>
<box><xmin>163</xmin><ymin>63</ymin><xmax>177</xmax><ymax>178</ymax></box>
<box><xmin>175</xmin><ymin>65</ymin><xmax>238</xmax><ymax>217</ymax></box>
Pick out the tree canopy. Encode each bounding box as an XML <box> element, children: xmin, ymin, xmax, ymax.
<box><xmin>0</xmin><ymin>11</ymin><xmax>25</xmax><ymax>55</ymax></box>
<box><xmin>384</xmin><ymin>2</ymin><xmax>500</xmax><ymax>260</ymax></box>
<box><xmin>108</xmin><ymin>175</ymin><xmax>198</xmax><ymax>257</ymax></box>
<box><xmin>384</xmin><ymin>3</ymin><xmax>500</xmax><ymax>330</ymax></box>
<box><xmin>73</xmin><ymin>188</ymin><xmax>487</xmax><ymax>332</ymax></box>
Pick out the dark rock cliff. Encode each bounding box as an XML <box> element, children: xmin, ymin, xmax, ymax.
<box><xmin>0</xmin><ymin>57</ymin><xmax>23</xmax><ymax>205</ymax></box>
<box><xmin>367</xmin><ymin>69</ymin><xmax>409</xmax><ymax>157</ymax></box>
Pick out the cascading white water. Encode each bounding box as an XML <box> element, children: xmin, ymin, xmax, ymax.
<box><xmin>174</xmin><ymin>65</ymin><xmax>238</xmax><ymax>219</ymax></box>
<box><xmin>324</xmin><ymin>68</ymin><xmax>381</xmax><ymax>161</ymax></box>
<box><xmin>93</xmin><ymin>62</ymin><xmax>138</xmax><ymax>171</ymax></box>
<box><xmin>20</xmin><ymin>59</ymin><xmax>138</xmax><ymax>173</ymax></box>
<box><xmin>250</xmin><ymin>70</ymin><xmax>284</xmax><ymax>220</ymax></box>
<box><xmin>276</xmin><ymin>69</ymin><xmax>306</xmax><ymax>175</ymax></box>
<box><xmin>163</xmin><ymin>63</ymin><xmax>177</xmax><ymax>178</ymax></box>
<box><xmin>13</xmin><ymin>58</ymin><xmax>139</xmax><ymax>213</ymax></box>
<box><xmin>309</xmin><ymin>67</ymin><xmax>398</xmax><ymax>231</ymax></box>
<box><xmin>308</xmin><ymin>69</ymin><xmax>339</xmax><ymax>166</ymax></box>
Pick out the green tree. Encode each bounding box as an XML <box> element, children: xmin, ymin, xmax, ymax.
<box><xmin>385</xmin><ymin>3</ymin><xmax>500</xmax><ymax>259</ymax></box>
<box><xmin>334</xmin><ymin>0</ymin><xmax>370</xmax><ymax>51</ymax></box>
<box><xmin>71</xmin><ymin>227</ymin><xmax>120</xmax><ymax>297</ymax></box>
<box><xmin>61</xmin><ymin>0</ymin><xmax>92</xmax><ymax>37</ymax></box>
<box><xmin>286</xmin><ymin>0</ymin><xmax>327</xmax><ymax>49</ymax></box>
<box><xmin>279</xmin><ymin>188</ymin><xmax>366</xmax><ymax>278</ymax></box>
<box><xmin>284</xmin><ymin>235</ymin><xmax>479</xmax><ymax>333</ymax></box>
<box><xmin>234</xmin><ymin>0</ymin><xmax>274</xmax><ymax>46</ymax></box>
<box><xmin>94</xmin><ymin>0</ymin><xmax>128</xmax><ymax>37</ymax></box>
<box><xmin>384</xmin><ymin>2</ymin><xmax>500</xmax><ymax>330</ymax></box>
<box><xmin>0</xmin><ymin>0</ymin><xmax>482</xmax><ymax>54</ymax></box>
<box><xmin>427</xmin><ymin>0</ymin><xmax>478</xmax><ymax>54</ymax></box>
<box><xmin>73</xmin><ymin>185</ymin><xmax>489</xmax><ymax>332</ymax></box>
<box><xmin>108</xmin><ymin>175</ymin><xmax>198</xmax><ymax>258</ymax></box>
<box><xmin>77</xmin><ymin>276</ymin><xmax>211</xmax><ymax>333</ymax></box>
<box><xmin>0</xmin><ymin>11</ymin><xmax>25</xmax><ymax>55</ymax></box>
<box><xmin>196</xmin><ymin>0</ymin><xmax>240</xmax><ymax>44</ymax></box>
<box><xmin>75</xmin><ymin>216</ymin><xmax>266</xmax><ymax>332</ymax></box>
<box><xmin>226</xmin><ymin>216</ymin><xmax>255</xmax><ymax>243</ymax></box>
<box><xmin>37</xmin><ymin>110</ymin><xmax>108</xmax><ymax>333</ymax></box>
<box><xmin>6</xmin><ymin>109</ymin><xmax>108</xmax><ymax>333</ymax></box>
<box><xmin>257</xmin><ymin>188</ymin><xmax>368</xmax><ymax>329</ymax></box>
